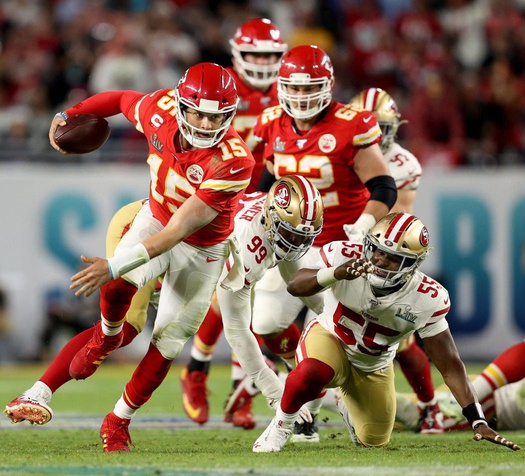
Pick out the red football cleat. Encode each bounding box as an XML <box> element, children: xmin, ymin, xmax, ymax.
<box><xmin>100</xmin><ymin>412</ymin><xmax>132</xmax><ymax>453</ymax></box>
<box><xmin>180</xmin><ymin>367</ymin><xmax>209</xmax><ymax>424</ymax></box>
<box><xmin>225</xmin><ymin>398</ymin><xmax>256</xmax><ymax>430</ymax></box>
<box><xmin>418</xmin><ymin>401</ymin><xmax>445</xmax><ymax>434</ymax></box>
<box><xmin>69</xmin><ymin>321</ymin><xmax>123</xmax><ymax>380</ymax></box>
<box><xmin>224</xmin><ymin>374</ymin><xmax>261</xmax><ymax>415</ymax></box>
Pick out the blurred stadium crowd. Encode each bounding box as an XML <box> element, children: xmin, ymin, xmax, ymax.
<box><xmin>1</xmin><ymin>0</ymin><xmax>525</xmax><ymax>167</ymax></box>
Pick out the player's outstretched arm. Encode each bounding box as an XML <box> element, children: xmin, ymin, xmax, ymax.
<box><xmin>71</xmin><ymin>195</ymin><xmax>219</xmax><ymax>297</ymax></box>
<box><xmin>287</xmin><ymin>258</ymin><xmax>374</xmax><ymax>297</ymax></box>
<box><xmin>424</xmin><ymin>330</ymin><xmax>520</xmax><ymax>451</ymax></box>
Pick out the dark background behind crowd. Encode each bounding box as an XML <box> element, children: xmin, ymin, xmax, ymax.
<box><xmin>1</xmin><ymin>0</ymin><xmax>525</xmax><ymax>168</ymax></box>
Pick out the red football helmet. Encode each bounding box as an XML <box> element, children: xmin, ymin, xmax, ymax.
<box><xmin>278</xmin><ymin>45</ymin><xmax>334</xmax><ymax>120</ymax></box>
<box><xmin>175</xmin><ymin>63</ymin><xmax>238</xmax><ymax>148</ymax></box>
<box><xmin>229</xmin><ymin>18</ymin><xmax>287</xmax><ymax>90</ymax></box>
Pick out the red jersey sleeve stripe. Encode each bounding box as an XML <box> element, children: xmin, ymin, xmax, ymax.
<box><xmin>431</xmin><ymin>306</ymin><xmax>450</xmax><ymax>318</ymax></box>
<box><xmin>319</xmin><ymin>247</ymin><xmax>331</xmax><ymax>267</ymax></box>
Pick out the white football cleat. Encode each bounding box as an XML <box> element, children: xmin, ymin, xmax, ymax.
<box><xmin>4</xmin><ymin>393</ymin><xmax>53</xmax><ymax>425</ymax></box>
<box><xmin>253</xmin><ymin>416</ymin><xmax>293</xmax><ymax>453</ymax></box>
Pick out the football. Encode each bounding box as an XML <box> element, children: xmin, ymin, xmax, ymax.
<box><xmin>54</xmin><ymin>114</ymin><xmax>111</xmax><ymax>154</ymax></box>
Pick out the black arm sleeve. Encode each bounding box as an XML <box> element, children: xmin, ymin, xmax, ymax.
<box><xmin>365</xmin><ymin>175</ymin><xmax>397</xmax><ymax>209</ymax></box>
<box><xmin>256</xmin><ymin>166</ymin><xmax>276</xmax><ymax>192</ymax></box>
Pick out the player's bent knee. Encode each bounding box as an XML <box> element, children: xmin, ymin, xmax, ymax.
<box><xmin>152</xmin><ymin>322</ymin><xmax>193</xmax><ymax>360</ymax></box>
<box><xmin>357</xmin><ymin>426</ymin><xmax>391</xmax><ymax>448</ymax></box>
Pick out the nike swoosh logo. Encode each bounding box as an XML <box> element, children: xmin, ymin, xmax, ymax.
<box><xmin>363</xmin><ymin>116</ymin><xmax>372</xmax><ymax>123</ymax></box>
<box><xmin>230</xmin><ymin>167</ymin><xmax>244</xmax><ymax>174</ymax></box>
<box><xmin>206</xmin><ymin>257</ymin><xmax>218</xmax><ymax>263</ymax></box>
<box><xmin>444</xmin><ymin>297</ymin><xmax>449</xmax><ymax>305</ymax></box>
<box><xmin>328</xmin><ymin>243</ymin><xmax>334</xmax><ymax>252</ymax></box>
<box><xmin>244</xmin><ymin>266</ymin><xmax>250</xmax><ymax>273</ymax></box>
<box><xmin>182</xmin><ymin>394</ymin><xmax>202</xmax><ymax>420</ymax></box>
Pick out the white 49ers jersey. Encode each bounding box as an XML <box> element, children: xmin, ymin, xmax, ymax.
<box><xmin>384</xmin><ymin>142</ymin><xmax>422</xmax><ymax>192</ymax></box>
<box><xmin>231</xmin><ymin>192</ymin><xmax>279</xmax><ymax>287</ymax></box>
<box><xmin>315</xmin><ymin>240</ymin><xmax>450</xmax><ymax>372</ymax></box>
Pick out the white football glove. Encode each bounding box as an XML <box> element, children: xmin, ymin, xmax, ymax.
<box><xmin>343</xmin><ymin>213</ymin><xmax>376</xmax><ymax>243</ymax></box>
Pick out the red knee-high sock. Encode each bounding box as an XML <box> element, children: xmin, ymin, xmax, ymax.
<box><xmin>123</xmin><ymin>343</ymin><xmax>173</xmax><ymax>409</ymax></box>
<box><xmin>39</xmin><ymin>320</ymin><xmax>139</xmax><ymax>392</ymax></box>
<box><xmin>188</xmin><ymin>305</ymin><xmax>223</xmax><ymax>373</ymax></box>
<box><xmin>195</xmin><ymin>305</ymin><xmax>223</xmax><ymax>347</ymax></box>
<box><xmin>396</xmin><ymin>341</ymin><xmax>434</xmax><ymax>403</ymax></box>
<box><xmin>487</xmin><ymin>341</ymin><xmax>525</xmax><ymax>384</ymax></box>
<box><xmin>121</xmin><ymin>321</ymin><xmax>139</xmax><ymax>347</ymax></box>
<box><xmin>100</xmin><ymin>278</ymin><xmax>137</xmax><ymax>324</ymax></box>
<box><xmin>40</xmin><ymin>327</ymin><xmax>94</xmax><ymax>392</ymax></box>
<box><xmin>474</xmin><ymin>341</ymin><xmax>525</xmax><ymax>401</ymax></box>
<box><xmin>263</xmin><ymin>323</ymin><xmax>301</xmax><ymax>362</ymax></box>
<box><xmin>280</xmin><ymin>358</ymin><xmax>334</xmax><ymax>414</ymax></box>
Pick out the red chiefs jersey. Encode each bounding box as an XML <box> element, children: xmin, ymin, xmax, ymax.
<box><xmin>226</xmin><ymin>67</ymin><xmax>279</xmax><ymax>193</ymax></box>
<box><xmin>66</xmin><ymin>89</ymin><xmax>255</xmax><ymax>247</ymax></box>
<box><xmin>253</xmin><ymin>102</ymin><xmax>381</xmax><ymax>246</ymax></box>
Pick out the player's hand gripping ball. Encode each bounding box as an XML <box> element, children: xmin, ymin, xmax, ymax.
<box><xmin>54</xmin><ymin>114</ymin><xmax>111</xmax><ymax>154</ymax></box>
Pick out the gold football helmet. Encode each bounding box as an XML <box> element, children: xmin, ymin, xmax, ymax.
<box><xmin>364</xmin><ymin>212</ymin><xmax>429</xmax><ymax>289</ymax></box>
<box><xmin>350</xmin><ymin>88</ymin><xmax>406</xmax><ymax>154</ymax></box>
<box><xmin>263</xmin><ymin>175</ymin><xmax>323</xmax><ymax>261</ymax></box>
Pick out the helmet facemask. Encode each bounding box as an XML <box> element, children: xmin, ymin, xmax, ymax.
<box><xmin>378</xmin><ymin>117</ymin><xmax>400</xmax><ymax>154</ymax></box>
<box><xmin>278</xmin><ymin>76</ymin><xmax>332</xmax><ymax>120</ymax></box>
<box><xmin>229</xmin><ymin>18</ymin><xmax>287</xmax><ymax>90</ymax></box>
<box><xmin>265</xmin><ymin>208</ymin><xmax>321</xmax><ymax>261</ymax></box>
<box><xmin>363</xmin><ymin>212</ymin><xmax>430</xmax><ymax>290</ymax></box>
<box><xmin>175</xmin><ymin>91</ymin><xmax>237</xmax><ymax>149</ymax></box>
<box><xmin>364</xmin><ymin>238</ymin><xmax>422</xmax><ymax>289</ymax></box>
<box><xmin>263</xmin><ymin>175</ymin><xmax>323</xmax><ymax>261</ymax></box>
<box><xmin>175</xmin><ymin>63</ymin><xmax>238</xmax><ymax>149</ymax></box>
<box><xmin>231</xmin><ymin>48</ymin><xmax>283</xmax><ymax>89</ymax></box>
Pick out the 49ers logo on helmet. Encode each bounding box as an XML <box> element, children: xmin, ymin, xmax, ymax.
<box><xmin>419</xmin><ymin>226</ymin><xmax>429</xmax><ymax>247</ymax></box>
<box><xmin>274</xmin><ymin>183</ymin><xmax>291</xmax><ymax>208</ymax></box>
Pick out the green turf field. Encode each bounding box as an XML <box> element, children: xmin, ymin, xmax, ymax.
<box><xmin>0</xmin><ymin>362</ymin><xmax>523</xmax><ymax>475</ymax></box>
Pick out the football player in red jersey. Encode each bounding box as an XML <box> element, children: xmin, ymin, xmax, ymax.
<box><xmin>228</xmin><ymin>18</ymin><xmax>287</xmax><ymax>193</ymax></box>
<box><xmin>253</xmin><ymin>213</ymin><xmax>520</xmax><ymax>453</ymax></box>
<box><xmin>4</xmin><ymin>176</ymin><xmax>324</xmax><ymax>443</ymax></box>
<box><xmin>50</xmin><ymin>62</ymin><xmax>253</xmax><ymax>452</ymax></box>
<box><xmin>242</xmin><ymin>45</ymin><xmax>397</xmax><ymax>440</ymax></box>
<box><xmin>180</xmin><ymin>18</ymin><xmax>288</xmax><ymax>429</ymax></box>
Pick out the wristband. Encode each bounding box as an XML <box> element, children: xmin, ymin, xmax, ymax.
<box><xmin>462</xmin><ymin>402</ymin><xmax>487</xmax><ymax>430</ymax></box>
<box><xmin>316</xmin><ymin>267</ymin><xmax>338</xmax><ymax>288</ymax></box>
<box><xmin>108</xmin><ymin>243</ymin><xmax>150</xmax><ymax>279</ymax></box>
<box><xmin>55</xmin><ymin>111</ymin><xmax>69</xmax><ymax>121</ymax></box>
